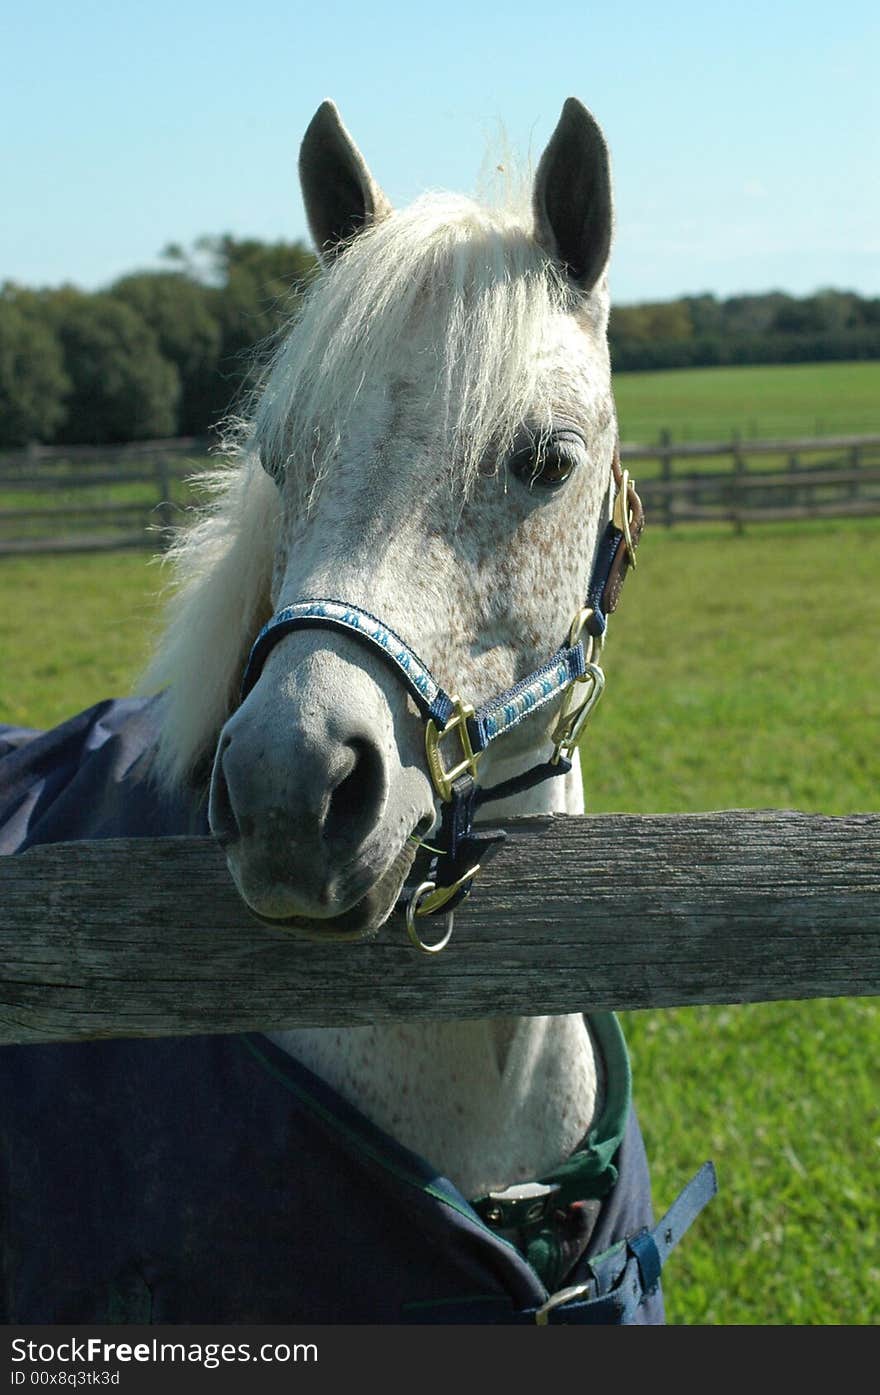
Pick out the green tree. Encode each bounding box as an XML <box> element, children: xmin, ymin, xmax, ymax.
<box><xmin>0</xmin><ymin>288</ymin><xmax>70</xmax><ymax>446</ymax></box>
<box><xmin>610</xmin><ymin>299</ymin><xmax>693</xmax><ymax>345</ymax></box>
<box><xmin>721</xmin><ymin>292</ymin><xmax>790</xmax><ymax>337</ymax></box>
<box><xmin>683</xmin><ymin>294</ymin><xmax>724</xmax><ymax>336</ymax></box>
<box><xmin>163</xmin><ymin>235</ymin><xmax>318</xmax><ymax>417</ymax></box>
<box><xmin>770</xmin><ymin>296</ymin><xmax>828</xmax><ymax>334</ymax></box>
<box><xmin>110</xmin><ymin>271</ymin><xmax>222</xmax><ymax>435</ymax></box>
<box><xmin>50</xmin><ymin>290</ymin><xmax>180</xmax><ymax>443</ymax></box>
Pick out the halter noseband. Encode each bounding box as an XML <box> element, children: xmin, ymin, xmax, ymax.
<box><xmin>239</xmin><ymin>440</ymin><xmax>643</xmax><ymax>951</ymax></box>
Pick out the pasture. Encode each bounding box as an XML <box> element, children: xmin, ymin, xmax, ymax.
<box><xmin>614</xmin><ymin>359</ymin><xmax>880</xmax><ymax>444</ymax></box>
<box><xmin>1</xmin><ymin>511</ymin><xmax>877</xmax><ymax>1324</ymax></box>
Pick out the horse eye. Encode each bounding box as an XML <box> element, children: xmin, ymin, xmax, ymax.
<box><xmin>508</xmin><ymin>433</ymin><xmax>585</xmax><ymax>489</ymax></box>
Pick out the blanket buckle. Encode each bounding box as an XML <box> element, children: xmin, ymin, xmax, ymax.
<box><xmin>534</xmin><ymin>1277</ymin><xmax>596</xmax><ymax>1325</ymax></box>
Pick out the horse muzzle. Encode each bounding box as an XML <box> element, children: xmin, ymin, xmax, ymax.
<box><xmin>207</xmin><ymin>631</ymin><xmax>435</xmax><ymax>934</ymax></box>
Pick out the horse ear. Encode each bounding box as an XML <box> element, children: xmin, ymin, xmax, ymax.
<box><xmin>533</xmin><ymin>98</ymin><xmax>613</xmax><ymax>293</ymax></box>
<box><xmin>299</xmin><ymin>100</ymin><xmax>391</xmax><ymax>263</ymax></box>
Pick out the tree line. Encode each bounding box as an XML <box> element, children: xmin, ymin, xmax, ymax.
<box><xmin>1</xmin><ymin>238</ymin><xmax>878</xmax><ymax>447</ymax></box>
<box><xmin>0</xmin><ymin>237</ymin><xmax>317</xmax><ymax>449</ymax></box>
<box><xmin>609</xmin><ymin>289</ymin><xmax>880</xmax><ymax>371</ymax></box>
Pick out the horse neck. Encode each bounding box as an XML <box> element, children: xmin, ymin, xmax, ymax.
<box><xmin>268</xmin><ymin>749</ymin><xmax>598</xmax><ymax>1201</ymax></box>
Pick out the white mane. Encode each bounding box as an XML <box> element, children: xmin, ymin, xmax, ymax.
<box><xmin>140</xmin><ymin>190</ymin><xmax>607</xmax><ymax>791</ymax></box>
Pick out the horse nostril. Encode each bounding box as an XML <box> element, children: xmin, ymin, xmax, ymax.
<box><xmin>412</xmin><ymin>812</ymin><xmax>435</xmax><ymax>841</ymax></box>
<box><xmin>323</xmin><ymin>738</ymin><xmax>386</xmax><ymax>848</ymax></box>
<box><xmin>209</xmin><ymin>734</ymin><xmax>241</xmax><ymax>847</ymax></box>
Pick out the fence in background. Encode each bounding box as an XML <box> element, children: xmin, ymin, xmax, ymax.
<box><xmin>623</xmin><ymin>432</ymin><xmax>880</xmax><ymax>530</ymax></box>
<box><xmin>1</xmin><ymin>434</ymin><xmax>879</xmax><ymax>554</ymax></box>
<box><xmin>0</xmin><ymin>438</ymin><xmax>209</xmax><ymax>555</ymax></box>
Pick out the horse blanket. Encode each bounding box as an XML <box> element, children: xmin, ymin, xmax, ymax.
<box><xmin>0</xmin><ymin>698</ymin><xmax>666</xmax><ymax>1324</ymax></box>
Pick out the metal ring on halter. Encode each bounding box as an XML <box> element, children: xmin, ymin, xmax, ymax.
<box><xmin>405</xmin><ymin>881</ymin><xmax>455</xmax><ymax>954</ymax></box>
<box><xmin>612</xmin><ymin>469</ymin><xmax>638</xmax><ymax>570</ymax></box>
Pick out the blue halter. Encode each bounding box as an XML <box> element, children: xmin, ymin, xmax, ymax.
<box><xmin>239</xmin><ymin>443</ymin><xmax>643</xmax><ymax>949</ymax></box>
<box><xmin>241</xmin><ymin>597</ymin><xmax>592</xmax><ymax>761</ymax></box>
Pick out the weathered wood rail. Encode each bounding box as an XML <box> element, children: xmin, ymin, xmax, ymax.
<box><xmin>2</xmin><ymin>811</ymin><xmax>877</xmax><ymax>1046</ymax></box>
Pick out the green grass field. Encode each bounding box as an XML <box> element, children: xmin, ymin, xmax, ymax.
<box><xmin>0</xmin><ymin>552</ymin><xmax>167</xmax><ymax>727</ymax></box>
<box><xmin>1</xmin><ymin>359</ymin><xmax>878</xmax><ymax>1325</ymax></box>
<box><xmin>614</xmin><ymin>359</ymin><xmax>880</xmax><ymax>443</ymax></box>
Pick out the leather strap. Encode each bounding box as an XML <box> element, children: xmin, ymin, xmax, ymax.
<box><xmin>586</xmin><ymin>438</ymin><xmax>644</xmax><ymax>637</ymax></box>
<box><xmin>420</xmin><ymin>774</ymin><xmax>507</xmax><ymax>913</ymax></box>
<box><xmin>605</xmin><ymin>439</ymin><xmax>645</xmax><ymax>619</ymax></box>
<box><xmin>555</xmin><ymin>1160</ymin><xmax>716</xmax><ymax>1325</ymax></box>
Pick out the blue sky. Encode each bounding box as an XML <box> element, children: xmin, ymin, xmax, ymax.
<box><xmin>3</xmin><ymin>0</ymin><xmax>878</xmax><ymax>305</ymax></box>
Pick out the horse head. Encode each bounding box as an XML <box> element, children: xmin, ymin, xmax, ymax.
<box><xmin>197</xmin><ymin>98</ymin><xmax>621</xmax><ymax>938</ymax></box>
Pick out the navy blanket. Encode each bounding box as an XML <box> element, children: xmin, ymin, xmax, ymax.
<box><xmin>0</xmin><ymin>696</ymin><xmax>207</xmax><ymax>849</ymax></box>
<box><xmin>0</xmin><ymin>699</ymin><xmax>665</xmax><ymax>1324</ymax></box>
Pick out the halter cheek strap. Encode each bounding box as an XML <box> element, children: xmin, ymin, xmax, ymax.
<box><xmin>238</xmin><ymin>440</ymin><xmax>644</xmax><ymax>949</ymax></box>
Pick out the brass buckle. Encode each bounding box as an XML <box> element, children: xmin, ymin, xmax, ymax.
<box><xmin>567</xmin><ymin>607</ymin><xmax>599</xmax><ymax>655</ymax></box>
<box><xmin>612</xmin><ymin>469</ymin><xmax>638</xmax><ymax>570</ymax></box>
<box><xmin>550</xmin><ymin>662</ymin><xmax>605</xmax><ymax>765</ymax></box>
<box><xmin>404</xmin><ymin>870</ymin><xmax>480</xmax><ymax>954</ymax></box>
<box><xmin>534</xmin><ymin>1277</ymin><xmax>596</xmax><ymax>1325</ymax></box>
<box><xmin>424</xmin><ymin>696</ymin><xmax>481</xmax><ymax>803</ymax></box>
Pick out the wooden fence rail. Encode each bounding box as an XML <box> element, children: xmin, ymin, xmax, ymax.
<box><xmin>621</xmin><ymin>433</ymin><xmax>880</xmax><ymax>528</ymax></box>
<box><xmin>2</xmin><ymin>811</ymin><xmax>877</xmax><ymax>1046</ymax></box>
<box><xmin>0</xmin><ymin>442</ymin><xmax>208</xmax><ymax>555</ymax></box>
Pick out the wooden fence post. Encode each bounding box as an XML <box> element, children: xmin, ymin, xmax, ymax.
<box><xmin>659</xmin><ymin>429</ymin><xmax>673</xmax><ymax>528</ymax></box>
<box><xmin>850</xmin><ymin>443</ymin><xmax>861</xmax><ymax>502</ymax></box>
<box><xmin>787</xmin><ymin>451</ymin><xmax>800</xmax><ymax>511</ymax></box>
<box><xmin>731</xmin><ymin>432</ymin><xmax>745</xmax><ymax>534</ymax></box>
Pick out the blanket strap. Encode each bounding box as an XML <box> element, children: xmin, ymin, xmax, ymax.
<box><xmin>537</xmin><ymin>1160</ymin><xmax>717</xmax><ymax>1323</ymax></box>
<box><xmin>404</xmin><ymin>1162</ymin><xmax>717</xmax><ymax>1325</ymax></box>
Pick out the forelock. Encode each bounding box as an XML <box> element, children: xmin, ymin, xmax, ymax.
<box><xmin>249</xmin><ymin>191</ymin><xmax>590</xmax><ymax>495</ymax></box>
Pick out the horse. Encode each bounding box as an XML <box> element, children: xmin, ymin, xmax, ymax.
<box><xmin>0</xmin><ymin>97</ymin><xmax>714</xmax><ymax>1324</ymax></box>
